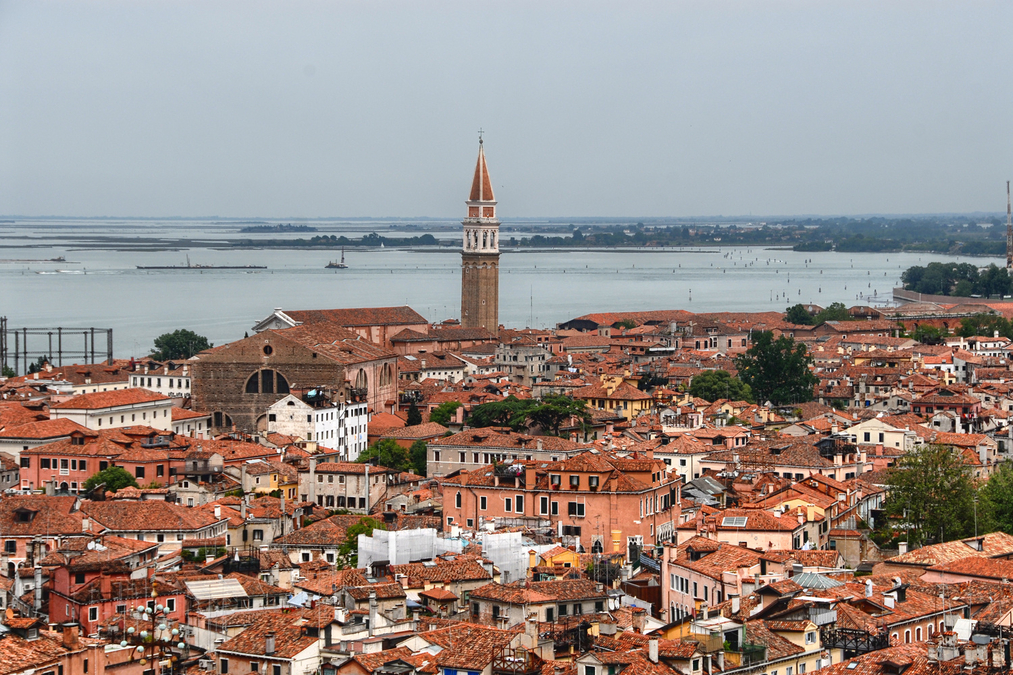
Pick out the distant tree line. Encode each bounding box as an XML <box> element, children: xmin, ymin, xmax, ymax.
<box><xmin>238</xmin><ymin>224</ymin><xmax>317</xmax><ymax>233</ymax></box>
<box><xmin>901</xmin><ymin>262</ymin><xmax>1012</xmax><ymax>298</ymax></box>
<box><xmin>232</xmin><ymin>232</ymin><xmax>440</xmax><ymax>248</ymax></box>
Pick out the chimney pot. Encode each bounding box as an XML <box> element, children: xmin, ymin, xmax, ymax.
<box><xmin>62</xmin><ymin>623</ymin><xmax>80</xmax><ymax>649</ymax></box>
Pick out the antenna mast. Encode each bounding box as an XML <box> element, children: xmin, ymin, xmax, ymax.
<box><xmin>1007</xmin><ymin>180</ymin><xmax>1012</xmax><ymax>269</ymax></box>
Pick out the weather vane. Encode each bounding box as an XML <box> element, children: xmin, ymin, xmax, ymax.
<box><xmin>478</xmin><ymin>128</ymin><xmax>484</xmax><ymax>143</ymax></box>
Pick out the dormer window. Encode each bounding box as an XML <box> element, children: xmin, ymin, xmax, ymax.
<box><xmin>72</xmin><ymin>436</ymin><xmax>85</xmax><ymax>446</ymax></box>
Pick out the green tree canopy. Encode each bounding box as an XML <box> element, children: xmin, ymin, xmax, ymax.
<box><xmin>406</xmin><ymin>402</ymin><xmax>423</xmax><ymax>426</ymax></box>
<box><xmin>784</xmin><ymin>304</ymin><xmax>814</xmax><ymax>326</ymax></box>
<box><xmin>813</xmin><ymin>302</ymin><xmax>852</xmax><ymax>324</ymax></box>
<box><xmin>527</xmin><ymin>395</ymin><xmax>591</xmax><ymax>436</ymax></box>
<box><xmin>27</xmin><ymin>355</ymin><xmax>50</xmax><ymax>374</ymax></box>
<box><xmin>151</xmin><ymin>329</ymin><xmax>212</xmax><ymax>361</ymax></box>
<box><xmin>338</xmin><ymin>517</ymin><xmax>387</xmax><ymax>568</ymax></box>
<box><xmin>357</xmin><ymin>438</ymin><xmax>410</xmax><ymax>472</ymax></box>
<box><xmin>408</xmin><ymin>439</ymin><xmax>428</xmax><ymax>477</ymax></box>
<box><xmin>637</xmin><ymin>372</ymin><xmax>669</xmax><ymax>391</ymax></box>
<box><xmin>885</xmin><ymin>444</ymin><xmax>979</xmax><ymax>547</ymax></box>
<box><xmin>979</xmin><ymin>463</ymin><xmax>1013</xmax><ymax>536</ymax></box>
<box><xmin>911</xmin><ymin>324</ymin><xmax>948</xmax><ymax>345</ymax></box>
<box><xmin>82</xmin><ymin>466</ymin><xmax>139</xmax><ymax>494</ymax></box>
<box><xmin>734</xmin><ymin>331</ymin><xmax>818</xmax><ymax>405</ymax></box>
<box><xmin>956</xmin><ymin>313</ymin><xmax>1013</xmax><ymax>339</ymax></box>
<box><xmin>469</xmin><ymin>396</ymin><xmax>541</xmax><ymax>431</ymax></box>
<box><xmin>902</xmin><ymin>262</ymin><xmax>1012</xmax><ymax>298</ymax></box>
<box><xmin>688</xmin><ymin>370</ymin><xmax>753</xmax><ymax>403</ymax></box>
<box><xmin>468</xmin><ymin>395</ymin><xmax>589</xmax><ymax>436</ymax></box>
<box><xmin>429</xmin><ymin>401</ymin><xmax>462</xmax><ymax>426</ymax></box>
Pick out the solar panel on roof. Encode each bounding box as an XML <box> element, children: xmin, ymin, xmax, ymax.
<box><xmin>185</xmin><ymin>578</ymin><xmax>248</xmax><ymax>601</ymax></box>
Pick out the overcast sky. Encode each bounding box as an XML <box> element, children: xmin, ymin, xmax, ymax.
<box><xmin>1</xmin><ymin>1</ymin><xmax>1011</xmax><ymax>219</ymax></box>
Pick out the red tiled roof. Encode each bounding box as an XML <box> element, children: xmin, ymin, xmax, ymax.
<box><xmin>0</xmin><ymin>418</ymin><xmax>88</xmax><ymax>439</ymax></box>
<box><xmin>172</xmin><ymin>408</ymin><xmax>209</xmax><ymax>421</ymax></box>
<box><xmin>50</xmin><ymin>388</ymin><xmax>170</xmax><ymax>410</ymax></box>
<box><xmin>217</xmin><ymin>609</ymin><xmax>319</xmax><ymax>659</ymax></box>
<box><xmin>285</xmin><ymin>306</ymin><xmax>427</xmax><ymax>328</ymax></box>
<box><xmin>82</xmin><ymin>500</ymin><xmax>223</xmax><ymax>533</ymax></box>
<box><xmin>381</xmin><ymin>422</ymin><xmax>448</xmax><ymax>439</ymax></box>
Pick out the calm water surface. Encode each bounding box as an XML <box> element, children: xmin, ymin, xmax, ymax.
<box><xmin>0</xmin><ymin>220</ymin><xmax>996</xmax><ymax>357</ymax></box>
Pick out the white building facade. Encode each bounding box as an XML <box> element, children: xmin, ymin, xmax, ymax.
<box><xmin>266</xmin><ymin>394</ymin><xmax>369</xmax><ymax>461</ymax></box>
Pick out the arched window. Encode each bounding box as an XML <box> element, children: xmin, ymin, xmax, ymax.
<box><xmin>245</xmin><ymin>369</ymin><xmax>289</xmax><ymax>394</ymax></box>
<box><xmin>380</xmin><ymin>363</ymin><xmax>392</xmax><ymax>387</ymax></box>
<box><xmin>904</xmin><ymin>630</ymin><xmax>910</xmax><ymax>644</ymax></box>
<box><xmin>354</xmin><ymin>368</ymin><xmax>368</xmax><ymax>391</ymax></box>
<box><xmin>212</xmin><ymin>412</ymin><xmax>233</xmax><ymax>428</ymax></box>
<box><xmin>455</xmin><ymin>492</ymin><xmax>462</xmax><ymax>508</ymax></box>
<box><xmin>916</xmin><ymin>627</ymin><xmax>922</xmax><ymax>641</ymax></box>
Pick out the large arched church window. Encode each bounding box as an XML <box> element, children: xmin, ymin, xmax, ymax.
<box><xmin>245</xmin><ymin>369</ymin><xmax>290</xmax><ymax>394</ymax></box>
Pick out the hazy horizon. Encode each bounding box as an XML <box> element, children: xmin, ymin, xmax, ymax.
<box><xmin>3</xmin><ymin>1</ymin><xmax>1011</xmax><ymax>219</ymax></box>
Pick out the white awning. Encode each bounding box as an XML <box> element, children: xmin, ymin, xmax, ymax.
<box><xmin>185</xmin><ymin>578</ymin><xmax>248</xmax><ymax>601</ymax></box>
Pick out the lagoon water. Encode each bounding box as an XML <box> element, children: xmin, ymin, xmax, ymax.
<box><xmin>0</xmin><ymin>219</ymin><xmax>997</xmax><ymax>358</ymax></box>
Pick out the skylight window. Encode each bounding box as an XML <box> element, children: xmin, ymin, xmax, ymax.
<box><xmin>722</xmin><ymin>516</ymin><xmax>748</xmax><ymax>528</ymax></box>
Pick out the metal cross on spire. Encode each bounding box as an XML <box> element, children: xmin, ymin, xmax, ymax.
<box><xmin>477</xmin><ymin>128</ymin><xmax>484</xmax><ymax>143</ymax></box>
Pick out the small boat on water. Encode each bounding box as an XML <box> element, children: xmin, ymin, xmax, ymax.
<box><xmin>326</xmin><ymin>249</ymin><xmax>348</xmax><ymax>269</ymax></box>
<box><xmin>137</xmin><ymin>255</ymin><xmax>266</xmax><ymax>270</ymax></box>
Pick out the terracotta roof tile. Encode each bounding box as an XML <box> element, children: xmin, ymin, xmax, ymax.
<box><xmin>50</xmin><ymin>387</ymin><xmax>170</xmax><ymax>410</ymax></box>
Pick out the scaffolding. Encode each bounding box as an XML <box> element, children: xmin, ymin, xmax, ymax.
<box><xmin>0</xmin><ymin>317</ymin><xmax>113</xmax><ymax>375</ymax></box>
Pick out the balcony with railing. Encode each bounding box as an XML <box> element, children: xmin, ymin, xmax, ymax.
<box><xmin>820</xmin><ymin>626</ymin><xmax>889</xmax><ymax>656</ymax></box>
<box><xmin>493</xmin><ymin>648</ymin><xmax>543</xmax><ymax>675</ymax></box>
<box><xmin>723</xmin><ymin>643</ymin><xmax>767</xmax><ymax>669</ymax></box>
<box><xmin>690</xmin><ymin>632</ymin><xmax>724</xmax><ymax>654</ymax></box>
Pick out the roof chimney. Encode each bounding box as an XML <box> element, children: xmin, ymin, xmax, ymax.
<box><xmin>648</xmin><ymin>638</ymin><xmax>659</xmax><ymax>664</ymax></box>
<box><xmin>33</xmin><ymin>566</ymin><xmax>42</xmax><ymax>610</ymax></box>
<box><xmin>61</xmin><ymin>624</ymin><xmax>80</xmax><ymax>649</ymax></box>
<box><xmin>265</xmin><ymin>632</ymin><xmax>276</xmax><ymax>655</ymax></box>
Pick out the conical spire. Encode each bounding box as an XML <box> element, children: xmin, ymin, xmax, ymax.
<box><xmin>469</xmin><ymin>139</ymin><xmax>495</xmax><ymax>202</ymax></box>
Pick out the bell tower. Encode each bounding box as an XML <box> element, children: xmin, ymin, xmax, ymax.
<box><xmin>461</xmin><ymin>136</ymin><xmax>500</xmax><ymax>335</ymax></box>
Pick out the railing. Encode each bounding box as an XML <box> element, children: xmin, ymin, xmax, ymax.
<box><xmin>820</xmin><ymin>626</ymin><xmax>890</xmax><ymax>655</ymax></box>
<box><xmin>724</xmin><ymin>643</ymin><xmax>766</xmax><ymax>668</ymax></box>
<box><xmin>691</xmin><ymin>632</ymin><xmax>724</xmax><ymax>653</ymax></box>
<box><xmin>493</xmin><ymin>648</ymin><xmax>543</xmax><ymax>675</ymax></box>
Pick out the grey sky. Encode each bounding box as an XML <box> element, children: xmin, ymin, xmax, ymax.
<box><xmin>1</xmin><ymin>1</ymin><xmax>1011</xmax><ymax>219</ymax></box>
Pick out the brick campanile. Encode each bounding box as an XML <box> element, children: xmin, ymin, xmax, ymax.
<box><xmin>460</xmin><ymin>137</ymin><xmax>500</xmax><ymax>336</ymax></box>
